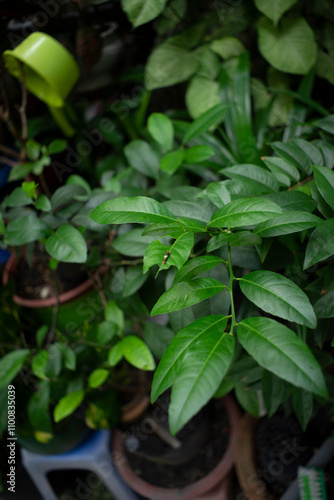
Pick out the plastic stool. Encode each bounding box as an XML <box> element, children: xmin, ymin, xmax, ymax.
<box><xmin>21</xmin><ymin>429</ymin><xmax>139</xmax><ymax>500</ymax></box>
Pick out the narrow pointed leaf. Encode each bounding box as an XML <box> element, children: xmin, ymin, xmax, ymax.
<box><xmin>88</xmin><ymin>368</ymin><xmax>109</xmax><ymax>388</ymax></box>
<box><xmin>262</xmin><ymin>371</ymin><xmax>285</xmax><ymax>417</ymax></box>
<box><xmin>221</xmin><ymin>164</ymin><xmax>279</xmax><ymax>193</ymax></box>
<box><xmin>0</xmin><ymin>350</ymin><xmax>29</xmax><ymax>389</ymax></box>
<box><xmin>151</xmin><ymin>316</ymin><xmax>228</xmax><ymax>402</ymax></box>
<box><xmin>239</xmin><ymin>270</ymin><xmax>317</xmax><ymax>328</ymax></box>
<box><xmin>173</xmin><ymin>256</ymin><xmax>223</xmax><ymax>284</ymax></box>
<box><xmin>54</xmin><ymin>390</ymin><xmax>84</xmax><ymax>423</ymax></box>
<box><xmin>209</xmin><ymin>197</ymin><xmax>282</xmax><ymax>228</ymax></box>
<box><xmin>148</xmin><ymin>113</ymin><xmax>174</xmax><ymax>150</ymax></box>
<box><xmin>292</xmin><ymin>388</ymin><xmax>313</xmax><ymax>431</ymax></box>
<box><xmin>264</xmin><ymin>191</ymin><xmax>316</xmax><ymax>212</ymax></box>
<box><xmin>304</xmin><ymin>219</ymin><xmax>334</xmax><ymax>269</ymax></box>
<box><xmin>169</xmin><ymin>331</ymin><xmax>234</xmax><ymax>434</ymax></box>
<box><xmin>121</xmin><ymin>336</ymin><xmax>155</xmax><ymax>370</ymax></box>
<box><xmin>183</xmin><ymin>103</ymin><xmax>228</xmax><ymax>143</ymax></box>
<box><xmin>253</xmin><ymin>211</ymin><xmax>321</xmax><ymax>237</ymax></box>
<box><xmin>90</xmin><ymin>196</ymin><xmax>177</xmax><ymax>225</ymax></box>
<box><xmin>205</xmin><ymin>182</ymin><xmax>231</xmax><ymax>208</ymax></box>
<box><xmin>262</xmin><ymin>156</ymin><xmax>300</xmax><ymax>183</ymax></box>
<box><xmin>207</xmin><ymin>231</ymin><xmax>261</xmax><ymax>251</ymax></box>
<box><xmin>151</xmin><ymin>278</ymin><xmax>227</xmax><ymax>316</ymax></box>
<box><xmin>160</xmin><ymin>150</ymin><xmax>184</xmax><ymax>174</ymax></box>
<box><xmin>312</xmin><ymin>165</ymin><xmax>334</xmax><ymax>211</ymax></box>
<box><xmin>237</xmin><ymin>317</ymin><xmax>327</xmax><ymax>397</ymax></box>
<box><xmin>313</xmin><ymin>291</ymin><xmax>334</xmax><ymax>319</ymax></box>
<box><xmin>112</xmin><ymin>228</ymin><xmax>156</xmax><ymax>256</ymax></box>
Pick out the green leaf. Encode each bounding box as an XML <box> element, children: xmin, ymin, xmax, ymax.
<box><xmin>183</xmin><ymin>103</ymin><xmax>228</xmax><ymax>143</ymax></box>
<box><xmin>26</xmin><ymin>139</ymin><xmax>41</xmax><ymax>161</ymax></box>
<box><xmin>0</xmin><ymin>350</ymin><xmax>29</xmax><ymax>389</ymax></box>
<box><xmin>204</xmin><ymin>182</ymin><xmax>231</xmax><ymax>208</ymax></box>
<box><xmin>145</xmin><ymin>30</ymin><xmax>200</xmax><ymax>90</ymax></box>
<box><xmin>5</xmin><ymin>215</ymin><xmax>49</xmax><ymax>245</ymax></box>
<box><xmin>313</xmin><ymin>291</ymin><xmax>334</xmax><ymax>319</ymax></box>
<box><xmin>151</xmin><ymin>278</ymin><xmax>227</xmax><ymax>316</ymax></box>
<box><xmin>239</xmin><ymin>270</ymin><xmax>317</xmax><ymax>328</ymax></box>
<box><xmin>107</xmin><ymin>342</ymin><xmax>124</xmax><ymax>366</ymax></box>
<box><xmin>28</xmin><ymin>382</ymin><xmax>52</xmax><ymax>432</ymax></box>
<box><xmin>253</xmin><ymin>211</ymin><xmax>321</xmax><ymax>238</ymax></box>
<box><xmin>160</xmin><ymin>150</ymin><xmax>184</xmax><ymax>174</ymax></box>
<box><xmin>45</xmin><ymin>225</ymin><xmax>87</xmax><ymax>263</ymax></box>
<box><xmin>207</xmin><ymin>231</ymin><xmax>262</xmax><ymax>251</ymax></box>
<box><xmin>209</xmin><ymin>197</ymin><xmax>283</xmax><ymax>228</ymax></box>
<box><xmin>62</xmin><ymin>346</ymin><xmax>76</xmax><ymax>371</ymax></box>
<box><xmin>124</xmin><ymin>140</ymin><xmax>160</xmax><ymax>180</ymax></box>
<box><xmin>185</xmin><ymin>77</ymin><xmax>220</xmax><ymax>120</ymax></box>
<box><xmin>304</xmin><ymin>219</ymin><xmax>334</xmax><ymax>269</ymax></box>
<box><xmin>264</xmin><ymin>191</ymin><xmax>316</xmax><ymax>212</ymax></box>
<box><xmin>51</xmin><ymin>185</ymin><xmax>88</xmax><ymax>210</ymax></box>
<box><xmin>121</xmin><ymin>336</ymin><xmax>155</xmax><ymax>370</ymax></box>
<box><xmin>254</xmin><ymin>0</ymin><xmax>298</xmax><ymax>25</ymax></box>
<box><xmin>54</xmin><ymin>390</ymin><xmax>84</xmax><ymax>423</ymax></box>
<box><xmin>257</xmin><ymin>17</ymin><xmax>317</xmax><ymax>75</ymax></box>
<box><xmin>270</xmin><ymin>141</ymin><xmax>313</xmax><ymax>174</ymax></box>
<box><xmin>8</xmin><ymin>163</ymin><xmax>34</xmax><ymax>181</ymax></box>
<box><xmin>36</xmin><ymin>325</ymin><xmax>48</xmax><ymax>348</ymax></box>
<box><xmin>222</xmin><ymin>164</ymin><xmax>279</xmax><ymax>193</ymax></box>
<box><xmin>262</xmin><ymin>371</ymin><xmax>285</xmax><ymax>417</ymax></box>
<box><xmin>66</xmin><ymin>175</ymin><xmax>91</xmax><ymax>197</ymax></box>
<box><xmin>173</xmin><ymin>255</ymin><xmax>223</xmax><ymax>284</ymax></box>
<box><xmin>35</xmin><ymin>194</ymin><xmax>51</xmax><ymax>212</ymax></box>
<box><xmin>90</xmin><ymin>196</ymin><xmax>177</xmax><ymax>225</ymax></box>
<box><xmin>112</xmin><ymin>228</ymin><xmax>156</xmax><ymax>257</ymax></box>
<box><xmin>121</xmin><ymin>0</ymin><xmax>168</xmax><ymax>27</ymax></box>
<box><xmin>151</xmin><ymin>315</ymin><xmax>228</xmax><ymax>402</ymax></box>
<box><xmin>291</xmin><ymin>139</ymin><xmax>324</xmax><ymax>167</ymax></box>
<box><xmin>88</xmin><ymin>369</ymin><xmax>109</xmax><ymax>389</ymax></box>
<box><xmin>48</xmin><ymin>139</ymin><xmax>67</xmax><ymax>155</ymax></box>
<box><xmin>142</xmin><ymin>219</ymin><xmax>205</xmax><ymax>237</ymax></box>
<box><xmin>210</xmin><ymin>36</ymin><xmax>245</xmax><ymax>59</ymax></box>
<box><xmin>123</xmin><ymin>266</ymin><xmax>149</xmax><ymax>297</ymax></box>
<box><xmin>292</xmin><ymin>388</ymin><xmax>313</xmax><ymax>431</ymax></box>
<box><xmin>5</xmin><ymin>187</ymin><xmax>32</xmax><ymax>207</ymax></box>
<box><xmin>262</xmin><ymin>157</ymin><xmax>300</xmax><ymax>183</ymax></box>
<box><xmin>164</xmin><ymin>200</ymin><xmax>212</xmax><ymax>223</ymax></box>
<box><xmin>314</xmin><ymin>114</ymin><xmax>334</xmax><ymax>135</ymax></box>
<box><xmin>97</xmin><ymin>321</ymin><xmax>118</xmax><ymax>344</ymax></box>
<box><xmin>169</xmin><ymin>330</ymin><xmax>234</xmax><ymax>434</ymax></box>
<box><xmin>44</xmin><ymin>344</ymin><xmax>62</xmax><ymax>378</ymax></box>
<box><xmin>148</xmin><ymin>113</ymin><xmax>174</xmax><ymax>150</ymax></box>
<box><xmin>31</xmin><ymin>351</ymin><xmax>48</xmax><ymax>380</ymax></box>
<box><xmin>235</xmin><ymin>384</ymin><xmax>260</xmax><ymax>417</ymax></box>
<box><xmin>184</xmin><ymin>145</ymin><xmax>214</xmax><ymax>163</ymax></box>
<box><xmin>143</xmin><ymin>322</ymin><xmax>174</xmax><ymax>359</ymax></box>
<box><xmin>22</xmin><ymin>181</ymin><xmax>38</xmax><ymax>199</ymax></box>
<box><xmin>105</xmin><ymin>300</ymin><xmax>125</xmax><ymax>333</ymax></box>
<box><xmin>312</xmin><ymin>165</ymin><xmax>334</xmax><ymax>211</ymax></box>
<box><xmin>237</xmin><ymin>317</ymin><xmax>327</xmax><ymax>397</ymax></box>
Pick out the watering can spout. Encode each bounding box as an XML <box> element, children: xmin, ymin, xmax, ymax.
<box><xmin>3</xmin><ymin>32</ymin><xmax>80</xmax><ymax>137</ymax></box>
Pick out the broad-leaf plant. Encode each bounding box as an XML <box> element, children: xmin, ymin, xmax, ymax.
<box><xmin>90</xmin><ymin>52</ymin><xmax>334</xmax><ymax>435</ymax></box>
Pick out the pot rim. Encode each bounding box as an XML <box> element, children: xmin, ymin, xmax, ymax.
<box><xmin>112</xmin><ymin>394</ymin><xmax>240</xmax><ymax>500</ymax></box>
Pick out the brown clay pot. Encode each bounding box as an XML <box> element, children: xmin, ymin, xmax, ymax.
<box><xmin>121</xmin><ymin>394</ymin><xmax>151</xmax><ymax>423</ymax></box>
<box><xmin>234</xmin><ymin>413</ymin><xmax>274</xmax><ymax>500</ymax></box>
<box><xmin>112</xmin><ymin>395</ymin><xmax>240</xmax><ymax>500</ymax></box>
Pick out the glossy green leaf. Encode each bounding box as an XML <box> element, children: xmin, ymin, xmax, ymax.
<box><xmin>262</xmin><ymin>371</ymin><xmax>285</xmax><ymax>417</ymax></box>
<box><xmin>44</xmin><ymin>344</ymin><xmax>62</xmax><ymax>378</ymax></box>
<box><xmin>270</xmin><ymin>141</ymin><xmax>313</xmax><ymax>174</ymax></box>
<box><xmin>31</xmin><ymin>351</ymin><xmax>48</xmax><ymax>380</ymax></box>
<box><xmin>121</xmin><ymin>336</ymin><xmax>155</xmax><ymax>370</ymax></box>
<box><xmin>105</xmin><ymin>300</ymin><xmax>124</xmax><ymax>333</ymax></box>
<box><xmin>261</xmin><ymin>157</ymin><xmax>300</xmax><ymax>183</ymax></box>
<box><xmin>45</xmin><ymin>225</ymin><xmax>87</xmax><ymax>263</ymax></box>
<box><xmin>5</xmin><ymin>215</ymin><xmax>49</xmax><ymax>245</ymax></box>
<box><xmin>257</xmin><ymin>17</ymin><xmax>317</xmax><ymax>75</ymax></box>
<box><xmin>88</xmin><ymin>369</ymin><xmax>109</xmax><ymax>389</ymax></box>
<box><xmin>143</xmin><ymin>232</ymin><xmax>194</xmax><ymax>274</ymax></box>
<box><xmin>207</xmin><ymin>231</ymin><xmax>262</xmax><ymax>251</ymax></box>
<box><xmin>107</xmin><ymin>342</ymin><xmax>124</xmax><ymax>367</ymax></box>
<box><xmin>48</xmin><ymin>139</ymin><xmax>67</xmax><ymax>155</ymax></box>
<box><xmin>148</xmin><ymin>113</ymin><xmax>174</xmax><ymax>150</ymax></box>
<box><xmin>173</xmin><ymin>255</ymin><xmax>223</xmax><ymax>284</ymax></box>
<box><xmin>183</xmin><ymin>103</ymin><xmax>228</xmax><ymax>143</ymax></box>
<box><xmin>36</xmin><ymin>325</ymin><xmax>48</xmax><ymax>348</ymax></box>
<box><xmin>210</xmin><ymin>36</ymin><xmax>245</xmax><ymax>58</ymax></box>
<box><xmin>222</xmin><ymin>164</ymin><xmax>279</xmax><ymax>193</ymax></box>
<box><xmin>313</xmin><ymin>291</ymin><xmax>334</xmax><ymax>318</ymax></box>
<box><xmin>143</xmin><ymin>240</ymin><xmax>169</xmax><ymax>274</ymax></box>
<box><xmin>291</xmin><ymin>139</ymin><xmax>323</xmax><ymax>166</ymax></box>
<box><xmin>26</xmin><ymin>139</ymin><xmax>41</xmax><ymax>161</ymax></box>
<box><xmin>292</xmin><ymin>388</ymin><xmax>313</xmax><ymax>431</ymax></box>
<box><xmin>151</xmin><ymin>315</ymin><xmax>228</xmax><ymax>402</ymax></box>
<box><xmin>205</xmin><ymin>182</ymin><xmax>231</xmax><ymax>208</ymax></box>
<box><xmin>62</xmin><ymin>346</ymin><xmax>76</xmax><ymax>371</ymax></box>
<box><xmin>235</xmin><ymin>383</ymin><xmax>260</xmax><ymax>417</ymax></box>
<box><xmin>312</xmin><ymin>165</ymin><xmax>334</xmax><ymax>211</ymax></box>
<box><xmin>143</xmin><ymin>322</ymin><xmax>175</xmax><ymax>359</ymax></box>
<box><xmin>160</xmin><ymin>150</ymin><xmax>184</xmax><ymax>174</ymax></box>
<box><xmin>51</xmin><ymin>185</ymin><xmax>88</xmax><ymax>210</ymax></box>
<box><xmin>254</xmin><ymin>0</ymin><xmax>298</xmax><ymax>24</ymax></box>
<box><xmin>97</xmin><ymin>321</ymin><xmax>118</xmax><ymax>344</ymax></box>
<box><xmin>209</xmin><ymin>197</ymin><xmax>282</xmax><ymax>228</ymax></box>
<box><xmin>54</xmin><ymin>390</ymin><xmax>84</xmax><ymax>423</ymax></box>
<box><xmin>124</xmin><ymin>140</ymin><xmax>160</xmax><ymax>179</ymax></box>
<box><xmin>239</xmin><ymin>270</ymin><xmax>317</xmax><ymax>328</ymax></box>
<box><xmin>169</xmin><ymin>330</ymin><xmax>234</xmax><ymax>434</ymax></box>
<box><xmin>22</xmin><ymin>181</ymin><xmax>38</xmax><ymax>199</ymax></box>
<box><xmin>142</xmin><ymin>219</ymin><xmax>205</xmax><ymax>237</ymax></box>
<box><xmin>314</xmin><ymin>114</ymin><xmax>334</xmax><ymax>135</ymax></box>
<box><xmin>90</xmin><ymin>196</ymin><xmax>177</xmax><ymax>225</ymax></box>
<box><xmin>184</xmin><ymin>145</ymin><xmax>214</xmax><ymax>163</ymax></box>
<box><xmin>66</xmin><ymin>175</ymin><xmax>91</xmax><ymax>196</ymax></box>
<box><xmin>112</xmin><ymin>228</ymin><xmax>156</xmax><ymax>257</ymax></box>
<box><xmin>35</xmin><ymin>194</ymin><xmax>51</xmax><ymax>212</ymax></box>
<box><xmin>304</xmin><ymin>219</ymin><xmax>334</xmax><ymax>269</ymax></box>
<box><xmin>264</xmin><ymin>191</ymin><xmax>316</xmax><ymax>212</ymax></box>
<box><xmin>121</xmin><ymin>0</ymin><xmax>167</xmax><ymax>27</ymax></box>
<box><xmin>164</xmin><ymin>200</ymin><xmax>212</xmax><ymax>223</ymax></box>
<box><xmin>185</xmin><ymin>77</ymin><xmax>220</xmax><ymax>120</ymax></box>
<box><xmin>28</xmin><ymin>382</ymin><xmax>52</xmax><ymax>432</ymax></box>
<box><xmin>151</xmin><ymin>278</ymin><xmax>227</xmax><ymax>316</ymax></box>
<box><xmin>5</xmin><ymin>187</ymin><xmax>32</xmax><ymax>208</ymax></box>
<box><xmin>123</xmin><ymin>266</ymin><xmax>149</xmax><ymax>297</ymax></box>
<box><xmin>253</xmin><ymin>211</ymin><xmax>321</xmax><ymax>237</ymax></box>
<box><xmin>237</xmin><ymin>317</ymin><xmax>327</xmax><ymax>397</ymax></box>
<box><xmin>0</xmin><ymin>350</ymin><xmax>29</xmax><ymax>389</ymax></box>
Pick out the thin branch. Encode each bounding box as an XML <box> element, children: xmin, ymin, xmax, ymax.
<box><xmin>0</xmin><ymin>144</ymin><xmax>21</xmax><ymax>158</ymax></box>
<box><xmin>289</xmin><ymin>175</ymin><xmax>313</xmax><ymax>191</ymax></box>
<box><xmin>0</xmin><ymin>155</ymin><xmax>18</xmax><ymax>168</ymax></box>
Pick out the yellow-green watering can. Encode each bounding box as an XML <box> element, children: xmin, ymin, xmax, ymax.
<box><xmin>3</xmin><ymin>32</ymin><xmax>80</xmax><ymax>137</ymax></box>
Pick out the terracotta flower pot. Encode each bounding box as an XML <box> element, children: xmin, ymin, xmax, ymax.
<box><xmin>121</xmin><ymin>394</ymin><xmax>151</xmax><ymax>423</ymax></box>
<box><xmin>2</xmin><ymin>253</ymin><xmax>105</xmax><ymax>329</ymax></box>
<box><xmin>112</xmin><ymin>395</ymin><xmax>240</xmax><ymax>500</ymax></box>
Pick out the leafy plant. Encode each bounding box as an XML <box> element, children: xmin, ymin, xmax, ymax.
<box><xmin>90</xmin><ymin>53</ymin><xmax>334</xmax><ymax>434</ymax></box>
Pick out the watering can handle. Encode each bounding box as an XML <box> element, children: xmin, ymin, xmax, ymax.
<box><xmin>48</xmin><ymin>104</ymin><xmax>77</xmax><ymax>137</ymax></box>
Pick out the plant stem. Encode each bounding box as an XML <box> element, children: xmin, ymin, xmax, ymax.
<box><xmin>228</xmin><ymin>244</ymin><xmax>236</xmax><ymax>335</ymax></box>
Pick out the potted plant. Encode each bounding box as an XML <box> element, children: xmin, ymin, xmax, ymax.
<box><xmin>88</xmin><ymin>52</ymin><xmax>334</xmax><ymax>495</ymax></box>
